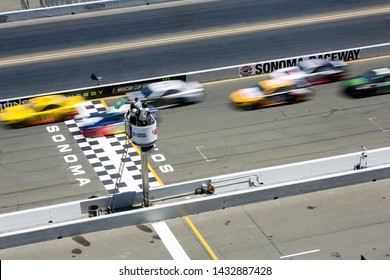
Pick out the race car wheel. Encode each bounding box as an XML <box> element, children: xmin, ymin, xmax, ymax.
<box><xmin>242</xmin><ymin>104</ymin><xmax>254</xmax><ymax>110</ymax></box>
<box><xmin>12</xmin><ymin>119</ymin><xmax>29</xmax><ymax>128</ymax></box>
<box><xmin>10</xmin><ymin>122</ymin><xmax>24</xmax><ymax>128</ymax></box>
<box><xmin>291</xmin><ymin>95</ymin><xmax>306</xmax><ymax>103</ymax></box>
<box><xmin>296</xmin><ymin>95</ymin><xmax>304</xmax><ymax>102</ymax></box>
<box><xmin>254</xmin><ymin>101</ymin><xmax>265</xmax><ymax>109</ymax></box>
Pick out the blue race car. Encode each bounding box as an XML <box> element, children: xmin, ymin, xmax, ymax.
<box><xmin>76</xmin><ymin>103</ymin><xmax>158</xmax><ymax>138</ymax></box>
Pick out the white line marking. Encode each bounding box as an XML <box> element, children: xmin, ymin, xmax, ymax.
<box><xmin>369</xmin><ymin>117</ymin><xmax>390</xmax><ymax>132</ymax></box>
<box><xmin>280</xmin><ymin>249</ymin><xmax>320</xmax><ymax>259</ymax></box>
<box><xmin>196</xmin><ymin>146</ymin><xmax>216</xmax><ymax>162</ymax></box>
<box><xmin>96</xmin><ymin>135</ymin><xmax>141</xmax><ymax>192</ymax></box>
<box><xmin>152</xmin><ymin>221</ymin><xmax>190</xmax><ymax>260</ymax></box>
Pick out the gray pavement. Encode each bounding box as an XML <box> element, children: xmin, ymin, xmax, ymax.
<box><xmin>1</xmin><ymin>58</ymin><xmax>389</xmax><ymax>214</ymax></box>
<box><xmin>1</xmin><ymin>178</ymin><xmax>390</xmax><ymax>260</ymax></box>
<box><xmin>0</xmin><ymin>0</ymin><xmax>191</xmax><ymax>23</ymax></box>
<box><xmin>1</xmin><ymin>0</ymin><xmax>99</xmax><ymax>12</ymax></box>
<box><xmin>1</xmin><ymin>0</ymin><xmax>390</xmax><ymax>262</ymax></box>
<box><xmin>0</xmin><ymin>122</ymin><xmax>107</xmax><ymax>214</ymax></box>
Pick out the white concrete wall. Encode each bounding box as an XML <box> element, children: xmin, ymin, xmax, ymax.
<box><xmin>1</xmin><ymin>164</ymin><xmax>389</xmax><ymax>249</ymax></box>
<box><xmin>0</xmin><ymin>0</ymin><xmax>178</xmax><ymax>22</ymax></box>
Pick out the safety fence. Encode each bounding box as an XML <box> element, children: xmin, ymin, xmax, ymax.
<box><xmin>0</xmin><ymin>0</ymin><xmax>178</xmax><ymax>23</ymax></box>
<box><xmin>1</xmin><ymin>146</ymin><xmax>390</xmax><ymax>249</ymax></box>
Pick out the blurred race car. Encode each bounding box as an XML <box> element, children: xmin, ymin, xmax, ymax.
<box><xmin>76</xmin><ymin>108</ymin><xmax>127</xmax><ymax>138</ymax></box>
<box><xmin>0</xmin><ymin>94</ymin><xmax>84</xmax><ymax>127</ymax></box>
<box><xmin>125</xmin><ymin>80</ymin><xmax>204</xmax><ymax>108</ymax></box>
<box><xmin>269</xmin><ymin>59</ymin><xmax>349</xmax><ymax>85</ymax></box>
<box><xmin>343</xmin><ymin>67</ymin><xmax>390</xmax><ymax>98</ymax></box>
<box><xmin>229</xmin><ymin>78</ymin><xmax>313</xmax><ymax>109</ymax></box>
<box><xmin>76</xmin><ymin>103</ymin><xmax>158</xmax><ymax>138</ymax></box>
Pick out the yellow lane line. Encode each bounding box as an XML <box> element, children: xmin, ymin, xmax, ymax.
<box><xmin>1</xmin><ymin>6</ymin><xmax>389</xmax><ymax>67</ymax></box>
<box><xmin>101</xmin><ymin>99</ymin><xmax>216</xmax><ymax>259</ymax></box>
<box><xmin>129</xmin><ymin>126</ymin><xmax>216</xmax><ymax>259</ymax></box>
<box><xmin>126</xmin><ymin>130</ymin><xmax>216</xmax><ymax>258</ymax></box>
<box><xmin>184</xmin><ymin>216</ymin><xmax>219</xmax><ymax>260</ymax></box>
<box><xmin>99</xmin><ymin>98</ymin><xmax>108</xmax><ymax>109</ymax></box>
<box><xmin>348</xmin><ymin>54</ymin><xmax>390</xmax><ymax>64</ymax></box>
<box><xmin>132</xmin><ymin>144</ymin><xmax>165</xmax><ymax>187</ymax></box>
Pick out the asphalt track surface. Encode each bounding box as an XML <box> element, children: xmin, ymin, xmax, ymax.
<box><xmin>142</xmin><ymin>58</ymin><xmax>390</xmax><ymax>185</ymax></box>
<box><xmin>0</xmin><ymin>0</ymin><xmax>389</xmax><ymax>98</ymax></box>
<box><xmin>0</xmin><ymin>58</ymin><xmax>390</xmax><ymax>260</ymax></box>
<box><xmin>1</xmin><ymin>57</ymin><xmax>389</xmax><ymax>214</ymax></box>
<box><xmin>0</xmin><ymin>1</ymin><xmax>390</xmax><ymax>260</ymax></box>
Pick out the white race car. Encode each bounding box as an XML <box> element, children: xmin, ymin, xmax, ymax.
<box><xmin>125</xmin><ymin>80</ymin><xmax>204</xmax><ymax>108</ymax></box>
<box><xmin>269</xmin><ymin>59</ymin><xmax>349</xmax><ymax>85</ymax></box>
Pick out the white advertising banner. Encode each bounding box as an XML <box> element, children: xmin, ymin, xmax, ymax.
<box><xmin>239</xmin><ymin>48</ymin><xmax>361</xmax><ymax>77</ymax></box>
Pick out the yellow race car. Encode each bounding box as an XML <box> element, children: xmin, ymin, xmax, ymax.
<box><xmin>0</xmin><ymin>94</ymin><xmax>85</xmax><ymax>127</ymax></box>
<box><xmin>229</xmin><ymin>78</ymin><xmax>313</xmax><ymax>109</ymax></box>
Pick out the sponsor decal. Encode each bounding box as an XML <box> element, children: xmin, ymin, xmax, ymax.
<box><xmin>239</xmin><ymin>65</ymin><xmax>253</xmax><ymax>77</ymax></box>
<box><xmin>71</xmin><ymin>90</ymin><xmax>105</xmax><ymax>99</ymax></box>
<box><xmin>345</xmin><ymin>78</ymin><xmax>368</xmax><ymax>87</ymax></box>
<box><xmin>239</xmin><ymin>49</ymin><xmax>361</xmax><ymax>77</ymax></box>
<box><xmin>0</xmin><ymin>99</ymin><xmax>29</xmax><ymax>113</ymax></box>
<box><xmin>132</xmin><ymin>130</ymin><xmax>158</xmax><ymax>139</ymax></box>
<box><xmin>112</xmin><ymin>83</ymin><xmax>146</xmax><ymax>94</ymax></box>
<box><xmin>133</xmin><ymin>131</ymin><xmax>146</xmax><ymax>138</ymax></box>
<box><xmin>255</xmin><ymin>58</ymin><xmax>303</xmax><ymax>75</ymax></box>
<box><xmin>112</xmin><ymin>76</ymin><xmax>186</xmax><ymax>95</ymax></box>
<box><xmin>307</xmin><ymin>49</ymin><xmax>360</xmax><ymax>61</ymax></box>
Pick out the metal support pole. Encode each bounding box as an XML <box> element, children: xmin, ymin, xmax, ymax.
<box><xmin>141</xmin><ymin>151</ymin><xmax>150</xmax><ymax>207</ymax></box>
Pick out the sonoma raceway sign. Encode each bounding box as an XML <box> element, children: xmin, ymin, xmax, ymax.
<box><xmin>239</xmin><ymin>49</ymin><xmax>361</xmax><ymax>77</ymax></box>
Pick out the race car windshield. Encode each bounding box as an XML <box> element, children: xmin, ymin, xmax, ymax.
<box><xmin>255</xmin><ymin>84</ymin><xmax>265</xmax><ymax>92</ymax></box>
<box><xmin>29</xmin><ymin>103</ymin><xmax>43</xmax><ymax>112</ymax></box>
<box><xmin>140</xmin><ymin>87</ymin><xmax>153</xmax><ymax>98</ymax></box>
<box><xmin>298</xmin><ymin>64</ymin><xmax>311</xmax><ymax>73</ymax></box>
<box><xmin>362</xmin><ymin>71</ymin><xmax>377</xmax><ymax>79</ymax></box>
<box><xmin>295</xmin><ymin>79</ymin><xmax>310</xmax><ymax>88</ymax></box>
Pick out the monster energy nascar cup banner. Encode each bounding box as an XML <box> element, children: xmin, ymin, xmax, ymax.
<box><xmin>0</xmin><ymin>75</ymin><xmax>186</xmax><ymax>113</ymax></box>
<box><xmin>238</xmin><ymin>48</ymin><xmax>361</xmax><ymax>77</ymax></box>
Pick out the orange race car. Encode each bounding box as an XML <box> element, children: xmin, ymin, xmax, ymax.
<box><xmin>229</xmin><ymin>78</ymin><xmax>313</xmax><ymax>109</ymax></box>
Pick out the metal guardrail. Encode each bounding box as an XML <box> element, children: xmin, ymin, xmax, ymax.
<box><xmin>0</xmin><ymin>0</ymin><xmax>178</xmax><ymax>23</ymax></box>
<box><xmin>1</xmin><ymin>163</ymin><xmax>389</xmax><ymax>249</ymax></box>
<box><xmin>1</xmin><ymin>146</ymin><xmax>390</xmax><ymax>245</ymax></box>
